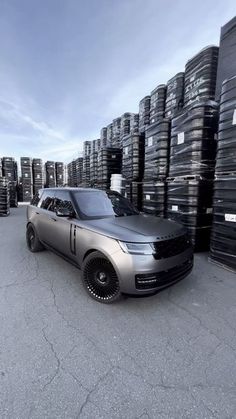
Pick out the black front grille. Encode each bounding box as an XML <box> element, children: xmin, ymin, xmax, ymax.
<box><xmin>135</xmin><ymin>258</ymin><xmax>193</xmax><ymax>290</ymax></box>
<box><xmin>153</xmin><ymin>234</ymin><xmax>191</xmax><ymax>259</ymax></box>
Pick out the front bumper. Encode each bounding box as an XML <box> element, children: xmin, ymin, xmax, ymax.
<box><xmin>110</xmin><ymin>247</ymin><xmax>193</xmax><ymax>295</ymax></box>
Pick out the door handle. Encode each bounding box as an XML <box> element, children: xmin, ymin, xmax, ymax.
<box><xmin>50</xmin><ymin>217</ymin><xmax>57</xmax><ymax>222</ymax></box>
<box><xmin>36</xmin><ymin>211</ymin><xmax>40</xmax><ymax>215</ymax></box>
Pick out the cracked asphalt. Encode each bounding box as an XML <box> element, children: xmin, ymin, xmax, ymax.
<box><xmin>0</xmin><ymin>207</ymin><xmax>236</xmax><ymax>419</ymax></box>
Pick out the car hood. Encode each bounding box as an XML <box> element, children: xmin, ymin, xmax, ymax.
<box><xmin>81</xmin><ymin>214</ymin><xmax>186</xmax><ymax>242</ymax></box>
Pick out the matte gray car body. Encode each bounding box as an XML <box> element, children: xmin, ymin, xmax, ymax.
<box><xmin>26</xmin><ymin>187</ymin><xmax>193</xmax><ymax>299</ymax></box>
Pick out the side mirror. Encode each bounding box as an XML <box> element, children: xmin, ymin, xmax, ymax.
<box><xmin>56</xmin><ymin>207</ymin><xmax>74</xmax><ymax>218</ymax></box>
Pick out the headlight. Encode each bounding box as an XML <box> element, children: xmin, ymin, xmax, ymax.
<box><xmin>118</xmin><ymin>241</ymin><xmax>154</xmax><ymax>255</ymax></box>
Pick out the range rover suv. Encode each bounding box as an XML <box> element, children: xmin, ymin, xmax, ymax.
<box><xmin>26</xmin><ymin>188</ymin><xmax>193</xmax><ymax>303</ymax></box>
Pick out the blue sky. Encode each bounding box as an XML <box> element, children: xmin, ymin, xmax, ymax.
<box><xmin>0</xmin><ymin>0</ymin><xmax>235</xmax><ymax>163</ymax></box>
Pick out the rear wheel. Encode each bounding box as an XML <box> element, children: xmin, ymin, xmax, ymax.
<box><xmin>26</xmin><ymin>224</ymin><xmax>44</xmax><ymax>252</ymax></box>
<box><xmin>82</xmin><ymin>251</ymin><xmax>121</xmax><ymax>303</ymax></box>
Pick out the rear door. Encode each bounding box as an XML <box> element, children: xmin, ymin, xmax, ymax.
<box><xmin>36</xmin><ymin>190</ymin><xmax>56</xmax><ymax>244</ymax></box>
<box><xmin>50</xmin><ymin>190</ymin><xmax>78</xmax><ymax>259</ymax></box>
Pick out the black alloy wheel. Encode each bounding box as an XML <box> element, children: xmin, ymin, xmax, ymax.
<box><xmin>82</xmin><ymin>251</ymin><xmax>121</xmax><ymax>303</ymax></box>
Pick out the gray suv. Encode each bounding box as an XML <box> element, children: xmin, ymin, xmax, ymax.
<box><xmin>26</xmin><ymin>188</ymin><xmax>193</xmax><ymax>303</ymax></box>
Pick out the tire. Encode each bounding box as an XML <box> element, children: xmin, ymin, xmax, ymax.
<box><xmin>82</xmin><ymin>251</ymin><xmax>122</xmax><ymax>303</ymax></box>
<box><xmin>26</xmin><ymin>224</ymin><xmax>44</xmax><ymax>252</ymax></box>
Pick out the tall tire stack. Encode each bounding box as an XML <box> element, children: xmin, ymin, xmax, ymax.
<box><xmin>75</xmin><ymin>157</ymin><xmax>83</xmax><ymax>186</ymax></box>
<box><xmin>130</xmin><ymin>113</ymin><xmax>139</xmax><ymax>134</ymax></box>
<box><xmin>9</xmin><ymin>181</ymin><xmax>18</xmax><ymax>207</ymax></box>
<box><xmin>2</xmin><ymin>157</ymin><xmax>18</xmax><ymax>206</ymax></box>
<box><xmin>167</xmin><ymin>101</ymin><xmax>219</xmax><ymax>250</ymax></box>
<box><xmin>210</xmin><ymin>75</ymin><xmax>236</xmax><ymax>271</ymax></box>
<box><xmin>166</xmin><ymin>177</ymin><xmax>214</xmax><ymax>251</ymax></box>
<box><xmin>215</xmin><ymin>17</ymin><xmax>236</xmax><ymax>100</ymax></box>
<box><xmin>55</xmin><ymin>162</ymin><xmax>64</xmax><ymax>187</ymax></box>
<box><xmin>107</xmin><ymin>123</ymin><xmax>113</xmax><ymax>147</ymax></box>
<box><xmin>0</xmin><ymin>177</ymin><xmax>10</xmax><ymax>216</ymax></box>
<box><xmin>32</xmin><ymin>158</ymin><xmax>43</xmax><ymax>194</ymax></box>
<box><xmin>45</xmin><ymin>161</ymin><xmax>56</xmax><ymax>188</ymax></box>
<box><xmin>142</xmin><ymin>180</ymin><xmax>166</xmax><ymax>216</ymax></box>
<box><xmin>121</xmin><ymin>113</ymin><xmax>132</xmax><ymax>141</ymax></box>
<box><xmin>165</xmin><ymin>73</ymin><xmax>185</xmax><ymax>118</ymax></box>
<box><xmin>184</xmin><ymin>46</ymin><xmax>219</xmax><ymax>109</ymax></box>
<box><xmin>100</xmin><ymin>127</ymin><xmax>107</xmax><ymax>148</ymax></box>
<box><xmin>82</xmin><ymin>157</ymin><xmax>90</xmax><ymax>187</ymax></box>
<box><xmin>142</xmin><ymin>119</ymin><xmax>170</xmax><ymax>216</ymax></box>
<box><xmin>67</xmin><ymin>162</ymin><xmax>73</xmax><ymax>186</ymax></box>
<box><xmin>90</xmin><ymin>152</ymin><xmax>98</xmax><ymax>187</ymax></box>
<box><xmin>150</xmin><ymin>85</ymin><xmax>166</xmax><ymax>125</ymax></box>
<box><xmin>122</xmin><ymin>133</ymin><xmax>145</xmax><ymax>181</ymax></box>
<box><xmin>112</xmin><ymin>118</ymin><xmax>121</xmax><ymax>148</ymax></box>
<box><xmin>122</xmin><ymin>132</ymin><xmax>145</xmax><ymax>209</ymax></box>
<box><xmin>139</xmin><ymin>96</ymin><xmax>151</xmax><ymax>134</ymax></box>
<box><xmin>21</xmin><ymin>157</ymin><xmax>33</xmax><ymax>201</ymax></box>
<box><xmin>97</xmin><ymin>148</ymin><xmax>122</xmax><ymax>190</ymax></box>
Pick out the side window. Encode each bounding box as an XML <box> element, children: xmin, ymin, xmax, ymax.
<box><xmin>54</xmin><ymin>191</ymin><xmax>75</xmax><ymax>214</ymax></box>
<box><xmin>40</xmin><ymin>191</ymin><xmax>55</xmax><ymax>211</ymax></box>
<box><xmin>31</xmin><ymin>191</ymin><xmax>41</xmax><ymax>206</ymax></box>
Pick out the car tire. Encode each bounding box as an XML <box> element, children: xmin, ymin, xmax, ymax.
<box><xmin>26</xmin><ymin>224</ymin><xmax>44</xmax><ymax>252</ymax></box>
<box><xmin>82</xmin><ymin>251</ymin><xmax>122</xmax><ymax>303</ymax></box>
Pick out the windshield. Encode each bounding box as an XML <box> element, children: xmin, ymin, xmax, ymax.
<box><xmin>73</xmin><ymin>190</ymin><xmax>138</xmax><ymax>219</ymax></box>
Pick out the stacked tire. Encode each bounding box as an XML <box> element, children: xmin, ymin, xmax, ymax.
<box><xmin>165</xmin><ymin>73</ymin><xmax>185</xmax><ymax>118</ymax></box>
<box><xmin>55</xmin><ymin>162</ymin><xmax>64</xmax><ymax>187</ymax></box>
<box><xmin>90</xmin><ymin>152</ymin><xmax>98</xmax><ymax>186</ymax></box>
<box><xmin>139</xmin><ymin>96</ymin><xmax>150</xmax><ymax>133</ymax></box>
<box><xmin>33</xmin><ymin>158</ymin><xmax>43</xmax><ymax>194</ymax></box>
<box><xmin>150</xmin><ymin>85</ymin><xmax>166</xmax><ymax>125</ymax></box>
<box><xmin>167</xmin><ymin>177</ymin><xmax>214</xmax><ymax>250</ymax></box>
<box><xmin>0</xmin><ymin>177</ymin><xmax>10</xmax><ymax>216</ymax></box>
<box><xmin>184</xmin><ymin>46</ymin><xmax>219</xmax><ymax>109</ymax></box>
<box><xmin>97</xmin><ymin>148</ymin><xmax>122</xmax><ymax>190</ymax></box>
<box><xmin>143</xmin><ymin>119</ymin><xmax>170</xmax><ymax>217</ymax></box>
<box><xmin>21</xmin><ymin>157</ymin><xmax>33</xmax><ymax>201</ymax></box>
<box><xmin>45</xmin><ymin>161</ymin><xmax>56</xmax><ymax>188</ymax></box>
<box><xmin>210</xmin><ymin>75</ymin><xmax>236</xmax><ymax>271</ymax></box>
<box><xmin>167</xmin><ymin>101</ymin><xmax>218</xmax><ymax>251</ymax></box>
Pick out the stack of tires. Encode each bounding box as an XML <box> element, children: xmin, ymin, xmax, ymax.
<box><xmin>2</xmin><ymin>157</ymin><xmax>18</xmax><ymax>206</ymax></box>
<box><xmin>100</xmin><ymin>127</ymin><xmax>108</xmax><ymax>148</ymax></box>
<box><xmin>130</xmin><ymin>113</ymin><xmax>139</xmax><ymax>134</ymax></box>
<box><xmin>106</xmin><ymin>123</ymin><xmax>113</xmax><ymax>147</ymax></box>
<box><xmin>139</xmin><ymin>96</ymin><xmax>151</xmax><ymax>133</ymax></box>
<box><xmin>0</xmin><ymin>177</ymin><xmax>10</xmax><ymax>216</ymax></box>
<box><xmin>143</xmin><ymin>119</ymin><xmax>170</xmax><ymax>216</ymax></box>
<box><xmin>45</xmin><ymin>161</ymin><xmax>56</xmax><ymax>188</ymax></box>
<box><xmin>90</xmin><ymin>152</ymin><xmax>98</xmax><ymax>186</ymax></box>
<box><xmin>82</xmin><ymin>157</ymin><xmax>91</xmax><ymax>187</ymax></box>
<box><xmin>184</xmin><ymin>46</ymin><xmax>219</xmax><ymax>109</ymax></box>
<box><xmin>112</xmin><ymin>118</ymin><xmax>121</xmax><ymax>148</ymax></box>
<box><xmin>210</xmin><ymin>75</ymin><xmax>236</xmax><ymax>271</ymax></box>
<box><xmin>21</xmin><ymin>157</ymin><xmax>33</xmax><ymax>201</ymax></box>
<box><xmin>33</xmin><ymin>158</ymin><xmax>43</xmax><ymax>194</ymax></box>
<box><xmin>75</xmin><ymin>157</ymin><xmax>83</xmax><ymax>186</ymax></box>
<box><xmin>167</xmin><ymin>101</ymin><xmax>219</xmax><ymax>250</ymax></box>
<box><xmin>165</xmin><ymin>73</ymin><xmax>185</xmax><ymax>118</ymax></box>
<box><xmin>150</xmin><ymin>85</ymin><xmax>166</xmax><ymax>125</ymax></box>
<box><xmin>55</xmin><ymin>162</ymin><xmax>64</xmax><ymax>187</ymax></box>
<box><xmin>97</xmin><ymin>148</ymin><xmax>122</xmax><ymax>190</ymax></box>
<box><xmin>122</xmin><ymin>132</ymin><xmax>145</xmax><ymax>210</ymax></box>
<box><xmin>121</xmin><ymin>113</ymin><xmax>131</xmax><ymax>140</ymax></box>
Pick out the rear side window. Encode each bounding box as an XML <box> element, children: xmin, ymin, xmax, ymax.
<box><xmin>54</xmin><ymin>190</ymin><xmax>75</xmax><ymax>213</ymax></box>
<box><xmin>40</xmin><ymin>191</ymin><xmax>55</xmax><ymax>211</ymax></box>
<box><xmin>31</xmin><ymin>190</ymin><xmax>42</xmax><ymax>206</ymax></box>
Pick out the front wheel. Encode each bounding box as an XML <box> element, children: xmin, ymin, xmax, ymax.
<box><xmin>82</xmin><ymin>251</ymin><xmax>121</xmax><ymax>303</ymax></box>
<box><xmin>26</xmin><ymin>224</ymin><xmax>44</xmax><ymax>252</ymax></box>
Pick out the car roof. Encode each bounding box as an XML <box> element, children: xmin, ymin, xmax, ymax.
<box><xmin>39</xmin><ymin>187</ymin><xmax>111</xmax><ymax>193</ymax></box>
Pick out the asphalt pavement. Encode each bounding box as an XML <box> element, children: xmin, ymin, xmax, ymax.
<box><xmin>0</xmin><ymin>207</ymin><xmax>236</xmax><ymax>419</ymax></box>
